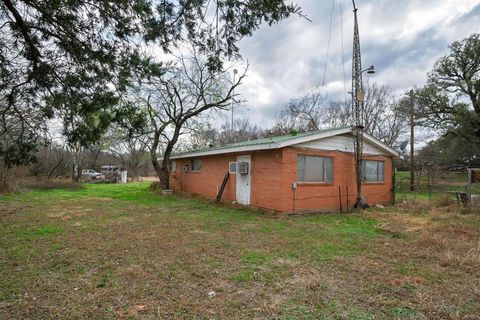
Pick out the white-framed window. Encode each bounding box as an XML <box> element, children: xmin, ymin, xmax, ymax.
<box><xmin>191</xmin><ymin>159</ymin><xmax>202</xmax><ymax>172</ymax></box>
<box><xmin>228</xmin><ymin>162</ymin><xmax>237</xmax><ymax>174</ymax></box>
<box><xmin>170</xmin><ymin>160</ymin><xmax>177</xmax><ymax>172</ymax></box>
<box><xmin>363</xmin><ymin>160</ymin><xmax>384</xmax><ymax>182</ymax></box>
<box><xmin>297</xmin><ymin>155</ymin><xmax>333</xmax><ymax>183</ymax></box>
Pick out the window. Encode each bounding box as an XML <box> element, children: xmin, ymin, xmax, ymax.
<box><xmin>229</xmin><ymin>162</ymin><xmax>237</xmax><ymax>174</ymax></box>
<box><xmin>170</xmin><ymin>160</ymin><xmax>176</xmax><ymax>172</ymax></box>
<box><xmin>191</xmin><ymin>159</ymin><xmax>202</xmax><ymax>172</ymax></box>
<box><xmin>297</xmin><ymin>155</ymin><xmax>333</xmax><ymax>183</ymax></box>
<box><xmin>363</xmin><ymin>160</ymin><xmax>384</xmax><ymax>182</ymax></box>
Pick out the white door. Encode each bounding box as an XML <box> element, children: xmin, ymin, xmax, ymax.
<box><xmin>236</xmin><ymin>155</ymin><xmax>251</xmax><ymax>205</ymax></box>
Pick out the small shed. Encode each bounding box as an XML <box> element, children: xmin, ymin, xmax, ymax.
<box><xmin>169</xmin><ymin>127</ymin><xmax>399</xmax><ymax>213</ymax></box>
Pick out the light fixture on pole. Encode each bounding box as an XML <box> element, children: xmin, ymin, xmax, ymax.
<box><xmin>351</xmin><ymin>0</ymin><xmax>375</xmax><ymax>209</ymax></box>
<box><xmin>231</xmin><ymin>69</ymin><xmax>238</xmax><ymax>132</ymax></box>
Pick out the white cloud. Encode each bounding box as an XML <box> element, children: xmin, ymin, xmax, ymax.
<box><xmin>233</xmin><ymin>0</ymin><xmax>480</xmax><ymax>126</ymax></box>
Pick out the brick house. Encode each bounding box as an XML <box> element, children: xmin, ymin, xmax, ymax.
<box><xmin>169</xmin><ymin>127</ymin><xmax>399</xmax><ymax>213</ymax></box>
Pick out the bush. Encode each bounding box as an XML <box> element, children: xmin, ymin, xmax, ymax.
<box><xmin>0</xmin><ymin>165</ymin><xmax>29</xmax><ymax>193</ymax></box>
<box><xmin>149</xmin><ymin>181</ymin><xmax>162</xmax><ymax>192</ymax></box>
<box><xmin>22</xmin><ymin>178</ymin><xmax>84</xmax><ymax>191</ymax></box>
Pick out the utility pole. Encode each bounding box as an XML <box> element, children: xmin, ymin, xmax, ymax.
<box><xmin>351</xmin><ymin>0</ymin><xmax>375</xmax><ymax>208</ymax></box>
<box><xmin>352</xmin><ymin>0</ymin><xmax>365</xmax><ymax>208</ymax></box>
<box><xmin>409</xmin><ymin>89</ymin><xmax>415</xmax><ymax>191</ymax></box>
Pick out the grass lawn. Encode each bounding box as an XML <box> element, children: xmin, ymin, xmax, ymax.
<box><xmin>1</xmin><ymin>182</ymin><xmax>480</xmax><ymax>319</ymax></box>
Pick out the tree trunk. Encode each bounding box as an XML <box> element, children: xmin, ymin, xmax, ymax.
<box><xmin>71</xmin><ymin>142</ymin><xmax>82</xmax><ymax>182</ymax></box>
<box><xmin>48</xmin><ymin>158</ymin><xmax>63</xmax><ymax>180</ymax></box>
<box><xmin>150</xmin><ymin>131</ymin><xmax>163</xmax><ymax>185</ymax></box>
<box><xmin>150</xmin><ymin>146</ymin><xmax>170</xmax><ymax>190</ymax></box>
<box><xmin>150</xmin><ymin>124</ymin><xmax>182</xmax><ymax>190</ymax></box>
<box><xmin>158</xmin><ymin>165</ymin><xmax>170</xmax><ymax>190</ymax></box>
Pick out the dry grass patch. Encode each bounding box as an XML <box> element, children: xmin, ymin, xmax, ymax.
<box><xmin>1</xmin><ymin>183</ymin><xmax>480</xmax><ymax>319</ymax></box>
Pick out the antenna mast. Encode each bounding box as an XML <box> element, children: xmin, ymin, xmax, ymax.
<box><xmin>352</xmin><ymin>0</ymin><xmax>366</xmax><ymax>208</ymax></box>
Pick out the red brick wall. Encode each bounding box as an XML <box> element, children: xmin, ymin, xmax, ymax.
<box><xmin>170</xmin><ymin>154</ymin><xmax>238</xmax><ymax>201</ymax></box>
<box><xmin>250</xmin><ymin>150</ymin><xmax>284</xmax><ymax>211</ymax></box>
<box><xmin>280</xmin><ymin>146</ymin><xmax>393</xmax><ymax>212</ymax></box>
<box><xmin>170</xmin><ymin>146</ymin><xmax>393</xmax><ymax>213</ymax></box>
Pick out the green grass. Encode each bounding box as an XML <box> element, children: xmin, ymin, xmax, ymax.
<box><xmin>395</xmin><ymin>170</ymin><xmax>480</xmax><ymax>200</ymax></box>
<box><xmin>1</xmin><ymin>182</ymin><xmax>479</xmax><ymax>319</ymax></box>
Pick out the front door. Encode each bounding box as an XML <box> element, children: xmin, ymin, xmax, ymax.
<box><xmin>236</xmin><ymin>155</ymin><xmax>251</xmax><ymax>205</ymax></box>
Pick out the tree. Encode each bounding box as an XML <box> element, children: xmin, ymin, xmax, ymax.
<box><xmin>107</xmin><ymin>125</ymin><xmax>150</xmax><ymax>181</ymax></box>
<box><xmin>417</xmin><ymin>133</ymin><xmax>480</xmax><ymax>168</ymax></box>
<box><xmin>273</xmin><ymin>82</ymin><xmax>408</xmax><ymax>147</ymax></box>
<box><xmin>416</xmin><ymin>33</ymin><xmax>480</xmax><ymax>162</ymax></box>
<box><xmin>143</xmin><ymin>53</ymin><xmax>246</xmax><ymax>189</ymax></box>
<box><xmin>429</xmin><ymin>33</ymin><xmax>480</xmax><ymax>114</ymax></box>
<box><xmin>360</xmin><ymin>83</ymin><xmax>408</xmax><ymax>147</ymax></box>
<box><xmin>272</xmin><ymin>88</ymin><xmax>327</xmax><ymax>134</ymax></box>
<box><xmin>216</xmin><ymin>119</ymin><xmax>264</xmax><ymax>145</ymax></box>
<box><xmin>0</xmin><ymin>0</ymin><xmax>301</xmax><ymax>168</ymax></box>
<box><xmin>179</xmin><ymin>118</ymin><xmax>266</xmax><ymax>150</ymax></box>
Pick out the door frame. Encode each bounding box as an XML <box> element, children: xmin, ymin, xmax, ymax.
<box><xmin>236</xmin><ymin>155</ymin><xmax>251</xmax><ymax>205</ymax></box>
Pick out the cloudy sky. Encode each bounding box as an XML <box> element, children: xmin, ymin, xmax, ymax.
<box><xmin>227</xmin><ymin>0</ymin><xmax>480</xmax><ymax>127</ymax></box>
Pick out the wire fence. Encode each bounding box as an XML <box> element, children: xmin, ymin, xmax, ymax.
<box><xmin>394</xmin><ymin>166</ymin><xmax>480</xmax><ymax>206</ymax></box>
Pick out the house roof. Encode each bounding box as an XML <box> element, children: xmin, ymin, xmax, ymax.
<box><xmin>170</xmin><ymin>126</ymin><xmax>399</xmax><ymax>159</ymax></box>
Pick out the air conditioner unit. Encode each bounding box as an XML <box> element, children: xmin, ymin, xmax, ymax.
<box><xmin>238</xmin><ymin>162</ymin><xmax>249</xmax><ymax>174</ymax></box>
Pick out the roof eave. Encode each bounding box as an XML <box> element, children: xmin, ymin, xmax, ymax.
<box><xmin>169</xmin><ymin>142</ymin><xmax>282</xmax><ymax>159</ymax></box>
<box><xmin>168</xmin><ymin>127</ymin><xmax>400</xmax><ymax>159</ymax></box>
<box><xmin>362</xmin><ymin>132</ymin><xmax>400</xmax><ymax>158</ymax></box>
<box><xmin>169</xmin><ymin>127</ymin><xmax>353</xmax><ymax>159</ymax></box>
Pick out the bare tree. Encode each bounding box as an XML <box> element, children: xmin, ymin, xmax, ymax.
<box><xmin>272</xmin><ymin>88</ymin><xmax>328</xmax><ymax>134</ymax></box>
<box><xmin>273</xmin><ymin>82</ymin><xmax>408</xmax><ymax>147</ymax></box>
<box><xmin>30</xmin><ymin>141</ymin><xmax>70</xmax><ymax>179</ymax></box>
<box><xmin>143</xmin><ymin>53</ymin><xmax>247</xmax><ymax>189</ymax></box>
<box><xmin>107</xmin><ymin>129</ymin><xmax>149</xmax><ymax>180</ymax></box>
<box><xmin>327</xmin><ymin>83</ymin><xmax>409</xmax><ymax>147</ymax></box>
<box><xmin>215</xmin><ymin>119</ymin><xmax>264</xmax><ymax>145</ymax></box>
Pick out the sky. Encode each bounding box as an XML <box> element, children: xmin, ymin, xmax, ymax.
<box><xmin>227</xmin><ymin>0</ymin><xmax>480</xmax><ymax>128</ymax></box>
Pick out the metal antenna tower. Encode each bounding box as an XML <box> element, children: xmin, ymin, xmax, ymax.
<box><xmin>351</xmin><ymin>0</ymin><xmax>373</xmax><ymax>208</ymax></box>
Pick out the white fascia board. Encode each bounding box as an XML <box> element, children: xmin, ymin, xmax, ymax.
<box><xmin>170</xmin><ymin>127</ymin><xmax>354</xmax><ymax>159</ymax></box>
<box><xmin>168</xmin><ymin>127</ymin><xmax>401</xmax><ymax>159</ymax></box>
<box><xmin>277</xmin><ymin>127</ymin><xmax>353</xmax><ymax>148</ymax></box>
<box><xmin>169</xmin><ymin>142</ymin><xmax>282</xmax><ymax>159</ymax></box>
<box><xmin>362</xmin><ymin>132</ymin><xmax>400</xmax><ymax>157</ymax></box>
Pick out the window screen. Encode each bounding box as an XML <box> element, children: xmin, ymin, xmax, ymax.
<box><xmin>191</xmin><ymin>159</ymin><xmax>202</xmax><ymax>171</ymax></box>
<box><xmin>170</xmin><ymin>160</ymin><xmax>176</xmax><ymax>172</ymax></box>
<box><xmin>229</xmin><ymin>162</ymin><xmax>237</xmax><ymax>173</ymax></box>
<box><xmin>362</xmin><ymin>160</ymin><xmax>384</xmax><ymax>182</ymax></box>
<box><xmin>297</xmin><ymin>155</ymin><xmax>333</xmax><ymax>183</ymax></box>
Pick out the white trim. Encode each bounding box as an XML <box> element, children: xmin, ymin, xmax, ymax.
<box><xmin>169</xmin><ymin>127</ymin><xmax>399</xmax><ymax>159</ymax></box>
<box><xmin>362</xmin><ymin>132</ymin><xmax>400</xmax><ymax>157</ymax></box>
<box><xmin>170</xmin><ymin>142</ymin><xmax>279</xmax><ymax>159</ymax></box>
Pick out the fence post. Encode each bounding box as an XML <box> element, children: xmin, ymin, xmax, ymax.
<box><xmin>392</xmin><ymin>167</ymin><xmax>396</xmax><ymax>205</ymax></box>
<box><xmin>467</xmin><ymin>168</ymin><xmax>472</xmax><ymax>204</ymax></box>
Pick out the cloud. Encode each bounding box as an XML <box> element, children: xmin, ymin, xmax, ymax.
<box><xmin>233</xmin><ymin>0</ymin><xmax>480</xmax><ymax>127</ymax></box>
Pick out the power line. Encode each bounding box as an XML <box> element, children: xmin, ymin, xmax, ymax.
<box><xmin>339</xmin><ymin>0</ymin><xmax>347</xmax><ymax>104</ymax></box>
<box><xmin>321</xmin><ymin>0</ymin><xmax>336</xmax><ymax>88</ymax></box>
